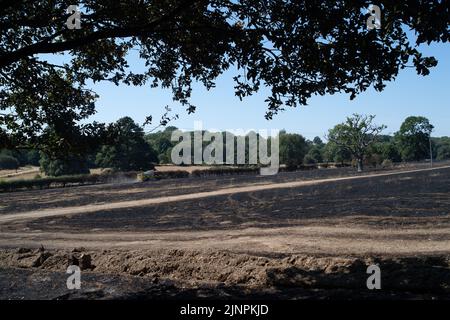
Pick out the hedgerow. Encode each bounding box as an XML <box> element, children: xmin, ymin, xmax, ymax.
<box><xmin>191</xmin><ymin>166</ymin><xmax>260</xmax><ymax>177</ymax></box>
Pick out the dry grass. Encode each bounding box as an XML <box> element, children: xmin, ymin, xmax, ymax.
<box><xmin>0</xmin><ymin>166</ymin><xmax>40</xmax><ymax>181</ymax></box>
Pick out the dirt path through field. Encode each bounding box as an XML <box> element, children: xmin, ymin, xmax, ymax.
<box><xmin>0</xmin><ymin>165</ymin><xmax>449</xmax><ymax>224</ymax></box>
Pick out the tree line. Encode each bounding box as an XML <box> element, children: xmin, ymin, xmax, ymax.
<box><xmin>1</xmin><ymin>115</ymin><xmax>449</xmax><ymax>176</ymax></box>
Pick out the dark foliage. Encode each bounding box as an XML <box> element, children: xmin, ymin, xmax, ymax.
<box><xmin>1</xmin><ymin>1</ymin><xmax>447</xmax><ymax>153</ymax></box>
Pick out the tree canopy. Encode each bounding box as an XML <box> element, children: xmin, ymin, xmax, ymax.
<box><xmin>396</xmin><ymin>116</ymin><xmax>434</xmax><ymax>161</ymax></box>
<box><xmin>435</xmin><ymin>137</ymin><xmax>450</xmax><ymax>161</ymax></box>
<box><xmin>1</xmin><ymin>1</ymin><xmax>448</xmax><ymax>153</ymax></box>
<box><xmin>279</xmin><ymin>131</ymin><xmax>308</xmax><ymax>168</ymax></box>
<box><xmin>327</xmin><ymin>114</ymin><xmax>386</xmax><ymax>171</ymax></box>
<box><xmin>0</xmin><ymin>154</ymin><xmax>19</xmax><ymax>170</ymax></box>
<box><xmin>39</xmin><ymin>153</ymin><xmax>90</xmax><ymax>176</ymax></box>
<box><xmin>95</xmin><ymin>117</ymin><xmax>158</xmax><ymax>171</ymax></box>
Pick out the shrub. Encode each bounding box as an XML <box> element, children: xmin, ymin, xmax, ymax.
<box><xmin>155</xmin><ymin>170</ymin><xmax>190</xmax><ymax>180</ymax></box>
<box><xmin>0</xmin><ymin>174</ymin><xmax>104</xmax><ymax>192</ymax></box>
<box><xmin>138</xmin><ymin>171</ymin><xmax>154</xmax><ymax>182</ymax></box>
<box><xmin>366</xmin><ymin>153</ymin><xmax>383</xmax><ymax>167</ymax></box>
<box><xmin>96</xmin><ymin>171</ymin><xmax>139</xmax><ymax>183</ymax></box>
<box><xmin>0</xmin><ymin>155</ymin><xmax>19</xmax><ymax>170</ymax></box>
<box><xmin>39</xmin><ymin>153</ymin><xmax>89</xmax><ymax>177</ymax></box>
<box><xmin>191</xmin><ymin>166</ymin><xmax>259</xmax><ymax>177</ymax></box>
<box><xmin>298</xmin><ymin>164</ymin><xmax>318</xmax><ymax>170</ymax></box>
<box><xmin>381</xmin><ymin>159</ymin><xmax>394</xmax><ymax>168</ymax></box>
<box><xmin>304</xmin><ymin>146</ymin><xmax>323</xmax><ymax>164</ymax></box>
<box><xmin>138</xmin><ymin>170</ymin><xmax>189</xmax><ymax>181</ymax></box>
<box><xmin>303</xmin><ymin>154</ymin><xmax>317</xmax><ymax>165</ymax></box>
<box><xmin>100</xmin><ymin>168</ymin><xmax>114</xmax><ymax>175</ymax></box>
<box><xmin>334</xmin><ymin>162</ymin><xmax>351</xmax><ymax>168</ymax></box>
<box><xmin>279</xmin><ymin>164</ymin><xmax>299</xmax><ymax>172</ymax></box>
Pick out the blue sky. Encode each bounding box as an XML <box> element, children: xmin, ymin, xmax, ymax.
<box><xmin>87</xmin><ymin>41</ymin><xmax>449</xmax><ymax>140</ymax></box>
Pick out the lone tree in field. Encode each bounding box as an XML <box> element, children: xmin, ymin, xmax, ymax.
<box><xmin>0</xmin><ymin>1</ymin><xmax>448</xmax><ymax>154</ymax></box>
<box><xmin>327</xmin><ymin>114</ymin><xmax>386</xmax><ymax>172</ymax></box>
<box><xmin>396</xmin><ymin>116</ymin><xmax>434</xmax><ymax>161</ymax></box>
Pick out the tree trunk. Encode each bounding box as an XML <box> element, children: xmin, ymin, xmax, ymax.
<box><xmin>357</xmin><ymin>158</ymin><xmax>363</xmax><ymax>172</ymax></box>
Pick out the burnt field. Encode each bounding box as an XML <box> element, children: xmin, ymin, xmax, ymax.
<box><xmin>0</xmin><ymin>164</ymin><xmax>450</xmax><ymax>299</ymax></box>
<box><xmin>0</xmin><ymin>162</ymin><xmax>436</xmax><ymax>215</ymax></box>
<box><xmin>21</xmin><ymin>166</ymin><xmax>450</xmax><ymax>233</ymax></box>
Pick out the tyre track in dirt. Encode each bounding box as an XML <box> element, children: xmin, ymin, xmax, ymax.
<box><xmin>0</xmin><ymin>165</ymin><xmax>449</xmax><ymax>224</ymax></box>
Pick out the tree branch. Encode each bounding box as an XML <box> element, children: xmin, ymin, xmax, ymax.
<box><xmin>0</xmin><ymin>0</ymin><xmax>200</xmax><ymax>68</ymax></box>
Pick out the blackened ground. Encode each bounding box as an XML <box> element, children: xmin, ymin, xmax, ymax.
<box><xmin>24</xmin><ymin>167</ymin><xmax>450</xmax><ymax>233</ymax></box>
<box><xmin>0</xmin><ymin>162</ymin><xmax>438</xmax><ymax>216</ymax></box>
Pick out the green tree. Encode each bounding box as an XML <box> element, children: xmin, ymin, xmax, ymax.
<box><xmin>39</xmin><ymin>153</ymin><xmax>89</xmax><ymax>176</ymax></box>
<box><xmin>23</xmin><ymin>149</ymin><xmax>41</xmax><ymax>166</ymax></box>
<box><xmin>1</xmin><ymin>148</ymin><xmax>40</xmax><ymax>167</ymax></box>
<box><xmin>368</xmin><ymin>139</ymin><xmax>402</xmax><ymax>164</ymax></box>
<box><xmin>1</xmin><ymin>1</ymin><xmax>446</xmax><ymax>152</ymax></box>
<box><xmin>312</xmin><ymin>136</ymin><xmax>325</xmax><ymax>147</ymax></box>
<box><xmin>304</xmin><ymin>146</ymin><xmax>323</xmax><ymax>164</ymax></box>
<box><xmin>435</xmin><ymin>137</ymin><xmax>450</xmax><ymax>161</ymax></box>
<box><xmin>0</xmin><ymin>155</ymin><xmax>19</xmax><ymax>170</ymax></box>
<box><xmin>96</xmin><ymin>117</ymin><xmax>158</xmax><ymax>171</ymax></box>
<box><xmin>305</xmin><ymin>136</ymin><xmax>325</xmax><ymax>164</ymax></box>
<box><xmin>380</xmin><ymin>141</ymin><xmax>402</xmax><ymax>163</ymax></box>
<box><xmin>279</xmin><ymin>132</ymin><xmax>308</xmax><ymax>169</ymax></box>
<box><xmin>323</xmin><ymin>142</ymin><xmax>352</xmax><ymax>165</ymax></box>
<box><xmin>4</xmin><ymin>149</ymin><xmax>41</xmax><ymax>167</ymax></box>
<box><xmin>396</xmin><ymin>116</ymin><xmax>434</xmax><ymax>161</ymax></box>
<box><xmin>145</xmin><ymin>126</ymin><xmax>178</xmax><ymax>164</ymax></box>
<box><xmin>327</xmin><ymin>114</ymin><xmax>386</xmax><ymax>172</ymax></box>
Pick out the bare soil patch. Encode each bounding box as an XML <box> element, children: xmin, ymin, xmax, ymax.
<box><xmin>0</xmin><ymin>248</ymin><xmax>449</xmax><ymax>299</ymax></box>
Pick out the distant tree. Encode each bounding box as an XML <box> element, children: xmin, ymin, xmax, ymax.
<box><xmin>396</xmin><ymin>116</ymin><xmax>434</xmax><ymax>161</ymax></box>
<box><xmin>279</xmin><ymin>132</ymin><xmax>308</xmax><ymax>169</ymax></box>
<box><xmin>23</xmin><ymin>150</ymin><xmax>41</xmax><ymax>166</ymax></box>
<box><xmin>145</xmin><ymin>126</ymin><xmax>178</xmax><ymax>164</ymax></box>
<box><xmin>0</xmin><ymin>155</ymin><xmax>19</xmax><ymax>171</ymax></box>
<box><xmin>5</xmin><ymin>149</ymin><xmax>41</xmax><ymax>167</ymax></box>
<box><xmin>327</xmin><ymin>114</ymin><xmax>386</xmax><ymax>172</ymax></box>
<box><xmin>96</xmin><ymin>117</ymin><xmax>158</xmax><ymax>171</ymax></box>
<box><xmin>323</xmin><ymin>142</ymin><xmax>352</xmax><ymax>165</ymax></box>
<box><xmin>313</xmin><ymin>136</ymin><xmax>324</xmax><ymax>147</ymax></box>
<box><xmin>380</xmin><ymin>142</ymin><xmax>402</xmax><ymax>163</ymax></box>
<box><xmin>437</xmin><ymin>145</ymin><xmax>450</xmax><ymax>161</ymax></box>
<box><xmin>39</xmin><ymin>153</ymin><xmax>89</xmax><ymax>176</ymax></box>
<box><xmin>435</xmin><ymin>137</ymin><xmax>450</xmax><ymax>161</ymax></box>
<box><xmin>304</xmin><ymin>146</ymin><xmax>323</xmax><ymax>164</ymax></box>
<box><xmin>368</xmin><ymin>140</ymin><xmax>402</xmax><ymax>164</ymax></box>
